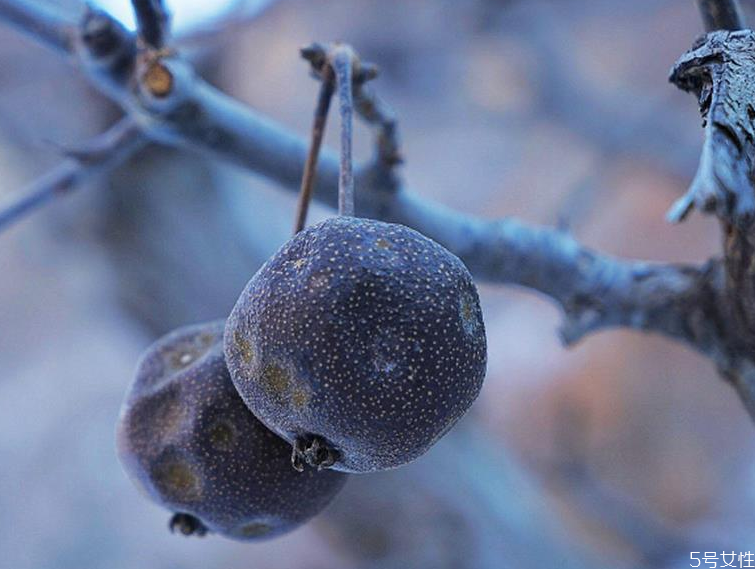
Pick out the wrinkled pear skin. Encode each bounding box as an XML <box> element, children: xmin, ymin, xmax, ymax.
<box><xmin>225</xmin><ymin>217</ymin><xmax>487</xmax><ymax>473</ymax></box>
<box><xmin>116</xmin><ymin>320</ymin><xmax>347</xmax><ymax>540</ymax></box>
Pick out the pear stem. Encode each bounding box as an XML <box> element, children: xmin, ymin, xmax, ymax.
<box><xmin>331</xmin><ymin>46</ymin><xmax>355</xmax><ymax>217</ymax></box>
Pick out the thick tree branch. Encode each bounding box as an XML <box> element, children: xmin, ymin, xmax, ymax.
<box><xmin>668</xmin><ymin>31</ymin><xmax>755</xmax><ymax>227</ymax></box>
<box><xmin>1</xmin><ymin>2</ymin><xmax>755</xmax><ymax>421</ymax></box>
<box><xmin>0</xmin><ymin>4</ymin><xmax>728</xmax><ymax>335</ymax></box>
<box><xmin>668</xmin><ymin>30</ymin><xmax>755</xmax><ymax>420</ymax></box>
<box><xmin>110</xmin><ymin>47</ymin><xmax>726</xmax><ymax>357</ymax></box>
<box><xmin>696</xmin><ymin>0</ymin><xmax>745</xmax><ymax>32</ymax></box>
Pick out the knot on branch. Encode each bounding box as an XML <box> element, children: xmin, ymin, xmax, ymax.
<box><xmin>130</xmin><ymin>53</ymin><xmax>191</xmax><ymax>118</ymax></box>
<box><xmin>138</xmin><ymin>50</ymin><xmax>175</xmax><ymax>98</ymax></box>
<box><xmin>78</xmin><ymin>8</ymin><xmax>135</xmax><ymax>89</ymax></box>
<box><xmin>300</xmin><ymin>42</ymin><xmax>378</xmax><ymax>85</ymax></box>
<box><xmin>668</xmin><ymin>30</ymin><xmax>755</xmax><ymax>228</ymax></box>
<box><xmin>81</xmin><ymin>9</ymin><xmax>131</xmax><ymax>59</ymax></box>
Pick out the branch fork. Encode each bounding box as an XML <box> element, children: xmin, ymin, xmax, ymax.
<box><xmin>2</xmin><ymin>0</ymin><xmax>755</xmax><ymax>425</ymax></box>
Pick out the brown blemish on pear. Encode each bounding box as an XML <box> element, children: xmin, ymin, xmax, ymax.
<box><xmin>234</xmin><ymin>330</ymin><xmax>254</xmax><ymax>365</ymax></box>
<box><xmin>261</xmin><ymin>364</ymin><xmax>290</xmax><ymax>397</ymax></box>
<box><xmin>153</xmin><ymin>459</ymin><xmax>202</xmax><ymax>502</ymax></box>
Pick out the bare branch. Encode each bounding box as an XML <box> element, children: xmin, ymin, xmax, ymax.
<box><xmin>0</xmin><ymin>0</ymin><xmax>75</xmax><ymax>53</ymax></box>
<box><xmin>668</xmin><ymin>30</ymin><xmax>755</xmax><ymax>227</ymax></box>
<box><xmin>696</xmin><ymin>0</ymin><xmax>745</xmax><ymax>32</ymax></box>
<box><xmin>666</xmin><ymin>29</ymin><xmax>755</xmax><ymax>424</ymax></box>
<box><xmin>385</xmin><ymin>205</ymin><xmax>724</xmax><ymax>351</ymax></box>
<box><xmin>1</xmin><ymin>11</ymin><xmax>730</xmax><ymax>344</ymax></box>
<box><xmin>354</xmin><ymin>80</ymin><xmax>401</xmax><ymax>173</ymax></box>
<box><xmin>130</xmin><ymin>0</ymin><xmax>170</xmax><ymax>49</ymax></box>
<box><xmin>0</xmin><ymin>119</ymin><xmax>145</xmax><ymax>231</ymax></box>
<box><xmin>351</xmin><ymin>66</ymin><xmax>402</xmax><ymax>200</ymax></box>
<box><xmin>2</xmin><ymin>4</ymin><xmax>755</xmax><ymax>421</ymax></box>
<box><xmin>7</xmin><ymin>4</ymin><xmax>755</xmax><ymax>564</ymax></box>
<box><xmin>300</xmin><ymin>41</ymin><xmax>401</xmax><ymax>196</ymax></box>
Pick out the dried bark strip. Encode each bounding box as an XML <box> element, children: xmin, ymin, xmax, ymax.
<box><xmin>669</xmin><ymin>30</ymin><xmax>755</xmax><ymax>227</ymax></box>
<box><xmin>667</xmin><ymin>30</ymin><xmax>755</xmax><ymax>419</ymax></box>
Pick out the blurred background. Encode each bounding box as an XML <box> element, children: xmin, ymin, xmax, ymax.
<box><xmin>1</xmin><ymin>0</ymin><xmax>754</xmax><ymax>567</ymax></box>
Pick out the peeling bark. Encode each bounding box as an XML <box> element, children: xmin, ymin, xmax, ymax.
<box><xmin>669</xmin><ymin>30</ymin><xmax>755</xmax><ymax>227</ymax></box>
<box><xmin>670</xmin><ymin>29</ymin><xmax>755</xmax><ymax>420</ymax></box>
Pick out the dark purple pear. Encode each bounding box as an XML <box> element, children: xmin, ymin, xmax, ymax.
<box><xmin>225</xmin><ymin>217</ymin><xmax>487</xmax><ymax>473</ymax></box>
<box><xmin>116</xmin><ymin>320</ymin><xmax>347</xmax><ymax>540</ymax></box>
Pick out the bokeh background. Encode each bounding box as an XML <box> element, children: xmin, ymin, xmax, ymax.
<box><xmin>1</xmin><ymin>0</ymin><xmax>754</xmax><ymax>567</ymax></box>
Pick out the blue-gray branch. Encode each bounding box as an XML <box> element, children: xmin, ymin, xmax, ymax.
<box><xmin>0</xmin><ymin>0</ymin><xmax>752</xmax><ymax>422</ymax></box>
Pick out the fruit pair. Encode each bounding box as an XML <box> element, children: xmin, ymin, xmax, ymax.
<box><xmin>116</xmin><ymin>42</ymin><xmax>487</xmax><ymax>541</ymax></box>
<box><xmin>117</xmin><ymin>214</ymin><xmax>486</xmax><ymax>540</ymax></box>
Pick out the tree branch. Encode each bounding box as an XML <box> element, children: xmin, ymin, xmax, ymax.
<box><xmin>112</xmin><ymin>49</ymin><xmax>725</xmax><ymax>350</ymax></box>
<box><xmin>1</xmin><ymin>2</ymin><xmax>755</xmax><ymax>421</ymax></box>
<box><xmin>667</xmin><ymin>30</ymin><xmax>755</xmax><ymax>420</ymax></box>
<box><xmin>0</xmin><ymin>0</ymin><xmax>75</xmax><ymax>54</ymax></box>
<box><xmin>668</xmin><ymin>31</ymin><xmax>755</xmax><ymax>227</ymax></box>
<box><xmin>696</xmin><ymin>0</ymin><xmax>745</xmax><ymax>32</ymax></box>
<box><xmin>130</xmin><ymin>0</ymin><xmax>169</xmax><ymax>49</ymax></box>
<box><xmin>0</xmin><ymin>119</ymin><xmax>146</xmax><ymax>231</ymax></box>
<box><xmin>351</xmin><ymin>56</ymin><xmax>401</xmax><ymax>190</ymax></box>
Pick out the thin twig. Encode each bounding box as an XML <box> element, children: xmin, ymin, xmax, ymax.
<box><xmin>330</xmin><ymin>45</ymin><xmax>355</xmax><ymax>217</ymax></box>
<box><xmin>353</xmin><ymin>76</ymin><xmax>402</xmax><ymax>172</ymax></box>
<box><xmin>293</xmin><ymin>60</ymin><xmax>334</xmax><ymax>234</ymax></box>
<box><xmin>696</xmin><ymin>0</ymin><xmax>745</xmax><ymax>31</ymax></box>
<box><xmin>130</xmin><ymin>0</ymin><xmax>169</xmax><ymax>48</ymax></box>
<box><xmin>0</xmin><ymin>119</ymin><xmax>145</xmax><ymax>231</ymax></box>
<box><xmin>0</xmin><ymin>0</ymin><xmax>74</xmax><ymax>53</ymax></box>
<box><xmin>3</xmin><ymin>4</ymin><xmax>755</xmax><ymax>424</ymax></box>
